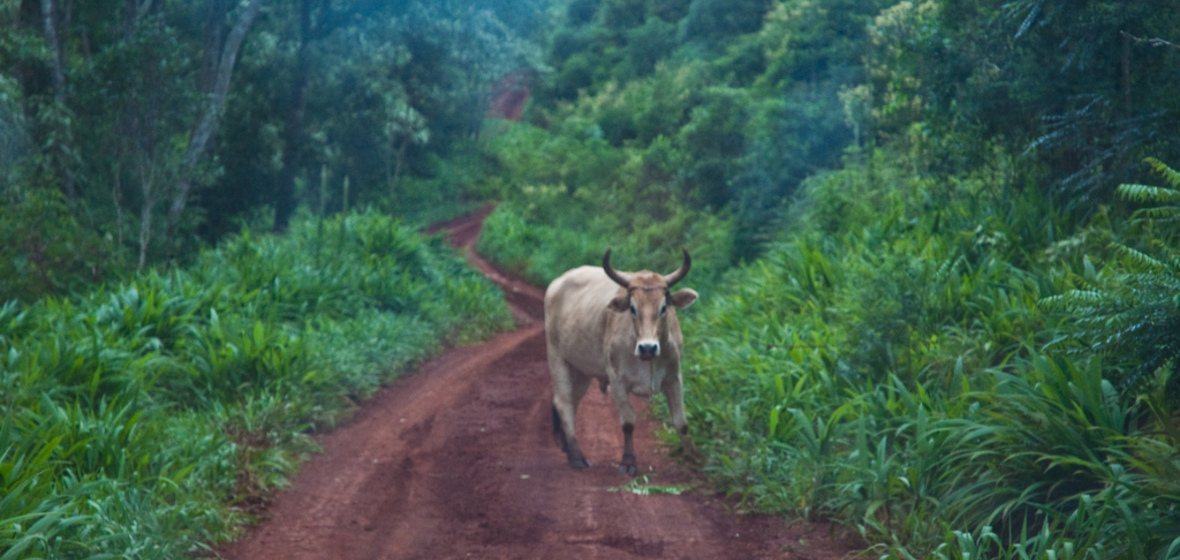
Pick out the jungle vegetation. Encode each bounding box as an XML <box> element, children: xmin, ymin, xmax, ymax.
<box><xmin>1</xmin><ymin>0</ymin><xmax>524</xmax><ymax>556</ymax></box>
<box><xmin>4</xmin><ymin>0</ymin><xmax>1180</xmax><ymax>557</ymax></box>
<box><xmin>474</xmin><ymin>0</ymin><xmax>1180</xmax><ymax>558</ymax></box>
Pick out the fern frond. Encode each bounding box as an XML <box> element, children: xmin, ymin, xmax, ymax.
<box><xmin>1116</xmin><ymin>183</ymin><xmax>1180</xmax><ymax>204</ymax></box>
<box><xmin>1113</xmin><ymin>244</ymin><xmax>1169</xmax><ymax>273</ymax></box>
<box><xmin>1145</xmin><ymin>157</ymin><xmax>1180</xmax><ymax>188</ymax></box>
<box><xmin>1040</xmin><ymin>290</ymin><xmax>1109</xmax><ymax>310</ymax></box>
<box><xmin>1133</xmin><ymin>206</ymin><xmax>1180</xmax><ymax>221</ymax></box>
<box><xmin>1053</xmin><ymin>158</ymin><xmax>1180</xmax><ymax>398</ymax></box>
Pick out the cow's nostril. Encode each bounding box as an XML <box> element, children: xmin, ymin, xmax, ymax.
<box><xmin>636</xmin><ymin>342</ymin><xmax>660</xmax><ymax>357</ymax></box>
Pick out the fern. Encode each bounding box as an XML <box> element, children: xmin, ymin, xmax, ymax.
<box><xmin>1045</xmin><ymin>158</ymin><xmax>1180</xmax><ymax>396</ymax></box>
<box><xmin>1144</xmin><ymin>157</ymin><xmax>1180</xmax><ymax>188</ymax></box>
<box><xmin>1115</xmin><ymin>183</ymin><xmax>1180</xmax><ymax>204</ymax></box>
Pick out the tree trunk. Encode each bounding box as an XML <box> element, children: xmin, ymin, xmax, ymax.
<box><xmin>138</xmin><ymin>195</ymin><xmax>152</xmax><ymax>271</ymax></box>
<box><xmin>1122</xmin><ymin>31</ymin><xmax>1131</xmax><ymax>116</ymax></box>
<box><xmin>137</xmin><ymin>157</ymin><xmax>156</xmax><ymax>271</ymax></box>
<box><xmin>200</xmin><ymin>0</ymin><xmax>224</xmax><ymax>93</ymax></box>
<box><xmin>39</xmin><ymin>0</ymin><xmax>77</xmax><ymax>201</ymax></box>
<box><xmin>113</xmin><ymin>164</ymin><xmax>125</xmax><ymax>262</ymax></box>
<box><xmin>167</xmin><ymin>0</ymin><xmax>263</xmax><ymax>237</ymax></box>
<box><xmin>274</xmin><ymin>0</ymin><xmax>311</xmax><ymax>233</ymax></box>
<box><xmin>391</xmin><ymin>135</ymin><xmax>409</xmax><ymax>196</ymax></box>
<box><xmin>39</xmin><ymin>0</ymin><xmax>65</xmax><ymax>106</ymax></box>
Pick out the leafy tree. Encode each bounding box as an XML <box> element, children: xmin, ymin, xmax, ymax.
<box><xmin>866</xmin><ymin>0</ymin><xmax>1180</xmax><ymax>214</ymax></box>
<box><xmin>209</xmin><ymin>0</ymin><xmax>544</xmax><ymax>236</ymax></box>
<box><xmin>0</xmin><ymin>0</ymin><xmax>545</xmax><ymax>297</ymax></box>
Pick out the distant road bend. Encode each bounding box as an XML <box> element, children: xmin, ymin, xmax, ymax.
<box><xmin>218</xmin><ymin>207</ymin><xmax>856</xmax><ymax>559</ymax></box>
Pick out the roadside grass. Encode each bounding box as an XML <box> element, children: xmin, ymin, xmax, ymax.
<box><xmin>682</xmin><ymin>149</ymin><xmax>1180</xmax><ymax>558</ymax></box>
<box><xmin>479</xmin><ymin>133</ymin><xmax>1180</xmax><ymax>557</ymax></box>
<box><xmin>0</xmin><ymin>210</ymin><xmax>512</xmax><ymax>559</ymax></box>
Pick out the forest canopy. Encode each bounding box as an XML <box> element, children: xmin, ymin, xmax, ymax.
<box><xmin>0</xmin><ymin>0</ymin><xmax>546</xmax><ymax>299</ymax></box>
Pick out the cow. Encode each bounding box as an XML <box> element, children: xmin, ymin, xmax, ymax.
<box><xmin>544</xmin><ymin>248</ymin><xmax>699</xmax><ymax>475</ymax></box>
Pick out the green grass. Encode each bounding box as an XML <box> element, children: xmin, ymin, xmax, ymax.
<box><xmin>476</xmin><ymin>131</ymin><xmax>1180</xmax><ymax>558</ymax></box>
<box><xmin>678</xmin><ymin>149</ymin><xmax>1180</xmax><ymax>558</ymax></box>
<box><xmin>0</xmin><ymin>209</ymin><xmax>512</xmax><ymax>558</ymax></box>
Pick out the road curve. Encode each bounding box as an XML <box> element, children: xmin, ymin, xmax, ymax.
<box><xmin>216</xmin><ymin>208</ymin><xmax>857</xmax><ymax>560</ymax></box>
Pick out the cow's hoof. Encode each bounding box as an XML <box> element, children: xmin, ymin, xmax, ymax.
<box><xmin>569</xmin><ymin>455</ymin><xmax>591</xmax><ymax>469</ymax></box>
<box><xmin>619</xmin><ymin>454</ymin><xmax>637</xmax><ymax>476</ymax></box>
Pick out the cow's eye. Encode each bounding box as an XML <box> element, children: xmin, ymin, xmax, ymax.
<box><xmin>629</xmin><ymin>302</ymin><xmax>637</xmax><ymax>315</ymax></box>
<box><xmin>659</xmin><ymin>303</ymin><xmax>667</xmax><ymax>316</ymax></box>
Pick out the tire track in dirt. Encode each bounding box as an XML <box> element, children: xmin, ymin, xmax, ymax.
<box><xmin>217</xmin><ymin>208</ymin><xmax>858</xmax><ymax>559</ymax></box>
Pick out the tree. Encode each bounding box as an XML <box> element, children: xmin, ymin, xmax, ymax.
<box><xmin>865</xmin><ymin>0</ymin><xmax>1180</xmax><ymax>213</ymax></box>
<box><xmin>166</xmin><ymin>0</ymin><xmax>263</xmax><ymax>238</ymax></box>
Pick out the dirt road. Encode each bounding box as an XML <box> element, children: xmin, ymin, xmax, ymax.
<box><xmin>218</xmin><ymin>209</ymin><xmax>856</xmax><ymax>559</ymax></box>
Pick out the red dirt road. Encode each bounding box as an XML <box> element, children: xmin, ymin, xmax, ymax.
<box><xmin>218</xmin><ymin>209</ymin><xmax>857</xmax><ymax>559</ymax></box>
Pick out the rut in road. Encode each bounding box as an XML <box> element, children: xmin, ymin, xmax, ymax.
<box><xmin>218</xmin><ymin>209</ymin><xmax>857</xmax><ymax>559</ymax></box>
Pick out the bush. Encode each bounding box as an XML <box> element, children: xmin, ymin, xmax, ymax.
<box><xmin>0</xmin><ymin>187</ymin><xmax>113</xmax><ymax>302</ymax></box>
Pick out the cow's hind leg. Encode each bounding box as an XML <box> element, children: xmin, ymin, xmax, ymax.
<box><xmin>551</xmin><ymin>363</ymin><xmax>593</xmax><ymax>469</ymax></box>
<box><xmin>551</xmin><ymin>405</ymin><xmax>567</xmax><ymax>450</ymax></box>
<box><xmin>662</xmin><ymin>374</ymin><xmax>699</xmax><ymax>459</ymax></box>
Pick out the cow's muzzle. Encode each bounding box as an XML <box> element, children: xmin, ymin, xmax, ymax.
<box><xmin>636</xmin><ymin>341</ymin><xmax>660</xmax><ymax>360</ymax></box>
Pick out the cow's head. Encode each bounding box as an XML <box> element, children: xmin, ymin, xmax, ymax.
<box><xmin>603</xmin><ymin>248</ymin><xmax>699</xmax><ymax>360</ymax></box>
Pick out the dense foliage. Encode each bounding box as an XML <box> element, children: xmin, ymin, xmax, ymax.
<box><xmin>474</xmin><ymin>0</ymin><xmax>1180</xmax><ymax>557</ymax></box>
<box><xmin>7</xmin><ymin>0</ymin><xmax>1180</xmax><ymax>557</ymax></box>
<box><xmin>682</xmin><ymin>145</ymin><xmax>1180</xmax><ymax>558</ymax></box>
<box><xmin>0</xmin><ymin>0</ymin><xmax>544</xmax><ymax>301</ymax></box>
<box><xmin>0</xmin><ymin>213</ymin><xmax>511</xmax><ymax>557</ymax></box>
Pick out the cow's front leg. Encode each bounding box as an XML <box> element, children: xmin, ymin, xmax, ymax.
<box><xmin>662</xmin><ymin>374</ymin><xmax>699</xmax><ymax>459</ymax></box>
<box><xmin>607</xmin><ymin>378</ymin><xmax>638</xmax><ymax>476</ymax></box>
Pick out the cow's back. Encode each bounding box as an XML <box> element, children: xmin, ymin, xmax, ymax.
<box><xmin>544</xmin><ymin>266</ymin><xmax>620</xmax><ymax>376</ymax></box>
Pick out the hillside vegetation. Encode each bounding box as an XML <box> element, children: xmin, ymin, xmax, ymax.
<box><xmin>0</xmin><ymin>214</ymin><xmax>510</xmax><ymax>557</ymax></box>
<box><xmin>474</xmin><ymin>0</ymin><xmax>1180</xmax><ymax>557</ymax></box>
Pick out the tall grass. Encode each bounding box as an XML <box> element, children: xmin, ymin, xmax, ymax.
<box><xmin>680</xmin><ymin>148</ymin><xmax>1180</xmax><ymax>558</ymax></box>
<box><xmin>0</xmin><ymin>210</ymin><xmax>512</xmax><ymax>558</ymax></box>
<box><xmin>474</xmin><ymin>109</ymin><xmax>1180</xmax><ymax>557</ymax></box>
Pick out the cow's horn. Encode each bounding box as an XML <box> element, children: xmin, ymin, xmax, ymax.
<box><xmin>663</xmin><ymin>248</ymin><xmax>691</xmax><ymax>287</ymax></box>
<box><xmin>603</xmin><ymin>248</ymin><xmax>631</xmax><ymax>288</ymax></box>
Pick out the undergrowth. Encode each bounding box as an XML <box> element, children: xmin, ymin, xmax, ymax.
<box><xmin>0</xmin><ymin>210</ymin><xmax>512</xmax><ymax>558</ymax></box>
<box><xmin>681</xmin><ymin>148</ymin><xmax>1180</xmax><ymax>559</ymax></box>
<box><xmin>477</xmin><ymin>114</ymin><xmax>1180</xmax><ymax>557</ymax></box>
<box><xmin>475</xmin><ymin>121</ymin><xmax>736</xmax><ymax>286</ymax></box>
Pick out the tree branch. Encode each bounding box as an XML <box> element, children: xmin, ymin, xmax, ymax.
<box><xmin>1121</xmin><ymin>30</ymin><xmax>1180</xmax><ymax>50</ymax></box>
<box><xmin>168</xmin><ymin>0</ymin><xmax>263</xmax><ymax>233</ymax></box>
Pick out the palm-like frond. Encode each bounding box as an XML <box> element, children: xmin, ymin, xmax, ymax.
<box><xmin>1045</xmin><ymin>159</ymin><xmax>1180</xmax><ymax>395</ymax></box>
<box><xmin>1144</xmin><ymin>157</ymin><xmax>1180</xmax><ymax>188</ymax></box>
<box><xmin>1116</xmin><ymin>183</ymin><xmax>1180</xmax><ymax>204</ymax></box>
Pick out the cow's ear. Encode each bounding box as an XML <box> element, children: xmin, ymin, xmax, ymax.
<box><xmin>607</xmin><ymin>295</ymin><xmax>630</xmax><ymax>313</ymax></box>
<box><xmin>669</xmin><ymin>288</ymin><xmax>698</xmax><ymax>309</ymax></box>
